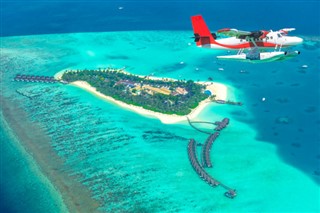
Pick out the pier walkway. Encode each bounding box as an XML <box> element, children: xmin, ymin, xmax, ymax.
<box><xmin>186</xmin><ymin>117</ymin><xmax>236</xmax><ymax>198</ymax></box>
<box><xmin>13</xmin><ymin>74</ymin><xmax>57</xmax><ymax>83</ymax></box>
<box><xmin>201</xmin><ymin>132</ymin><xmax>220</xmax><ymax>168</ymax></box>
<box><xmin>187</xmin><ymin>117</ymin><xmax>212</xmax><ymax>135</ymax></box>
<box><xmin>214</xmin><ymin>100</ymin><xmax>242</xmax><ymax>106</ymax></box>
<box><xmin>188</xmin><ymin>139</ymin><xmax>219</xmax><ymax>187</ymax></box>
<box><xmin>187</xmin><ymin>117</ymin><xmax>230</xmax><ymax>134</ymax></box>
<box><xmin>214</xmin><ymin>118</ymin><xmax>230</xmax><ymax>131</ymax></box>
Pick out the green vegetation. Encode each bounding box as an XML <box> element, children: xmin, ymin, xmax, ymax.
<box><xmin>61</xmin><ymin>69</ymin><xmax>209</xmax><ymax>115</ymax></box>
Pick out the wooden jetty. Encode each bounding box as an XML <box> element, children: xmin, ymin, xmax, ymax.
<box><xmin>188</xmin><ymin>139</ymin><xmax>237</xmax><ymax>198</ymax></box>
<box><xmin>214</xmin><ymin>99</ymin><xmax>242</xmax><ymax>106</ymax></box>
<box><xmin>187</xmin><ymin>139</ymin><xmax>220</xmax><ymax>187</ymax></box>
<box><xmin>13</xmin><ymin>74</ymin><xmax>57</xmax><ymax>83</ymax></box>
<box><xmin>214</xmin><ymin>118</ymin><xmax>230</xmax><ymax>131</ymax></box>
<box><xmin>187</xmin><ymin>117</ymin><xmax>236</xmax><ymax>199</ymax></box>
<box><xmin>187</xmin><ymin>117</ymin><xmax>212</xmax><ymax>135</ymax></box>
<box><xmin>187</xmin><ymin>117</ymin><xmax>230</xmax><ymax>132</ymax></box>
<box><xmin>201</xmin><ymin>132</ymin><xmax>220</xmax><ymax>168</ymax></box>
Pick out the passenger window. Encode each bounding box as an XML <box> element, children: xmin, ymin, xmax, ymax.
<box><xmin>270</xmin><ymin>36</ymin><xmax>273</xmax><ymax>39</ymax></box>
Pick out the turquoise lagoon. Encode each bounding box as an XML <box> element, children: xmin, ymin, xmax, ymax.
<box><xmin>1</xmin><ymin>31</ymin><xmax>319</xmax><ymax>212</ymax></box>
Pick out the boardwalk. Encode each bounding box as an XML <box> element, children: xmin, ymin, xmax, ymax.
<box><xmin>13</xmin><ymin>74</ymin><xmax>57</xmax><ymax>83</ymax></box>
<box><xmin>186</xmin><ymin>117</ymin><xmax>236</xmax><ymax>198</ymax></box>
<box><xmin>187</xmin><ymin>117</ymin><xmax>230</xmax><ymax>133</ymax></box>
<box><xmin>214</xmin><ymin>100</ymin><xmax>242</xmax><ymax>106</ymax></box>
<box><xmin>187</xmin><ymin>117</ymin><xmax>212</xmax><ymax>135</ymax></box>
<box><xmin>187</xmin><ymin>139</ymin><xmax>219</xmax><ymax>187</ymax></box>
<box><xmin>214</xmin><ymin>118</ymin><xmax>230</xmax><ymax>131</ymax></box>
<box><xmin>201</xmin><ymin>132</ymin><xmax>220</xmax><ymax>168</ymax></box>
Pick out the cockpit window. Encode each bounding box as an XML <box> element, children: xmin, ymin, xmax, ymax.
<box><xmin>277</xmin><ymin>33</ymin><xmax>282</xmax><ymax>38</ymax></box>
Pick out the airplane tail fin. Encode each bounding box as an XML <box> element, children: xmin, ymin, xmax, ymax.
<box><xmin>191</xmin><ymin>15</ymin><xmax>216</xmax><ymax>46</ymax></box>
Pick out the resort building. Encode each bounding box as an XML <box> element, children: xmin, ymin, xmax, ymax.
<box><xmin>116</xmin><ymin>80</ymin><xmax>136</xmax><ymax>88</ymax></box>
<box><xmin>175</xmin><ymin>87</ymin><xmax>188</xmax><ymax>95</ymax></box>
<box><xmin>143</xmin><ymin>85</ymin><xmax>171</xmax><ymax>95</ymax></box>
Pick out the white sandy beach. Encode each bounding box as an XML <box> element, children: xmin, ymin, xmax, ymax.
<box><xmin>55</xmin><ymin>69</ymin><xmax>228</xmax><ymax>124</ymax></box>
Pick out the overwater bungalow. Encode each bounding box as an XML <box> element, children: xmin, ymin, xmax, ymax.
<box><xmin>224</xmin><ymin>190</ymin><xmax>237</xmax><ymax>199</ymax></box>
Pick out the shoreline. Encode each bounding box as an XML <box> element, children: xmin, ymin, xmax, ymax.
<box><xmin>55</xmin><ymin>69</ymin><xmax>228</xmax><ymax>124</ymax></box>
<box><xmin>0</xmin><ymin>96</ymin><xmax>100</xmax><ymax>213</ymax></box>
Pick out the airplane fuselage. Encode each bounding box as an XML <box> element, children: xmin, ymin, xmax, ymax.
<box><xmin>191</xmin><ymin>15</ymin><xmax>303</xmax><ymax>62</ymax></box>
<box><xmin>201</xmin><ymin>31</ymin><xmax>303</xmax><ymax>49</ymax></box>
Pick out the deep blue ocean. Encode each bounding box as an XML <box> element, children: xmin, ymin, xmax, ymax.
<box><xmin>1</xmin><ymin>1</ymin><xmax>320</xmax><ymax>212</ymax></box>
<box><xmin>1</xmin><ymin>1</ymin><xmax>319</xmax><ymax>37</ymax></box>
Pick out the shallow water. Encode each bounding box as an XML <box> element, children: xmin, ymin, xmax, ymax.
<box><xmin>1</xmin><ymin>31</ymin><xmax>319</xmax><ymax>212</ymax></box>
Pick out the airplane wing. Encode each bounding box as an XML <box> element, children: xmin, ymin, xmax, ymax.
<box><xmin>217</xmin><ymin>28</ymin><xmax>252</xmax><ymax>37</ymax></box>
<box><xmin>218</xmin><ymin>28</ymin><xmax>269</xmax><ymax>40</ymax></box>
<box><xmin>279</xmin><ymin>28</ymin><xmax>296</xmax><ymax>34</ymax></box>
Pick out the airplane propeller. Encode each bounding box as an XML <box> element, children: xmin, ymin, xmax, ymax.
<box><xmin>190</xmin><ymin>33</ymin><xmax>200</xmax><ymax>42</ymax></box>
<box><xmin>190</xmin><ymin>33</ymin><xmax>218</xmax><ymax>42</ymax></box>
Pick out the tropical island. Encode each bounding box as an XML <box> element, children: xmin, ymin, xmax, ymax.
<box><xmin>56</xmin><ymin>68</ymin><xmax>228</xmax><ymax>123</ymax></box>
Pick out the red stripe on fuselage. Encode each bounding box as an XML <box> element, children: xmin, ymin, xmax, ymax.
<box><xmin>211</xmin><ymin>41</ymin><xmax>279</xmax><ymax>49</ymax></box>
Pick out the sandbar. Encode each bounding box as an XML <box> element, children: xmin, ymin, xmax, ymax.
<box><xmin>0</xmin><ymin>96</ymin><xmax>100</xmax><ymax>213</ymax></box>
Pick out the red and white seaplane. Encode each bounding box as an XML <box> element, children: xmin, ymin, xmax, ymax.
<box><xmin>191</xmin><ymin>15</ymin><xmax>303</xmax><ymax>62</ymax></box>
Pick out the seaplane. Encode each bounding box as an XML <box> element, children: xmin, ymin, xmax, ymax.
<box><xmin>191</xmin><ymin>15</ymin><xmax>303</xmax><ymax>62</ymax></box>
